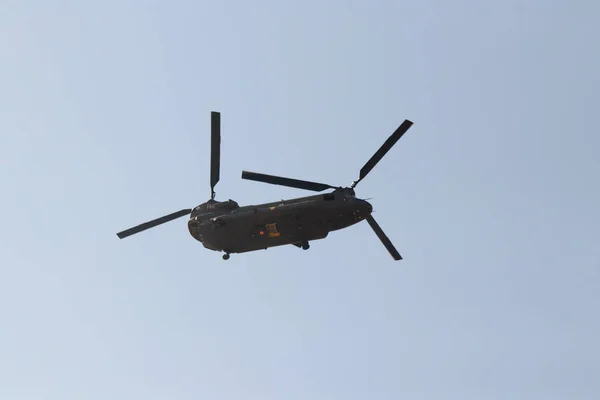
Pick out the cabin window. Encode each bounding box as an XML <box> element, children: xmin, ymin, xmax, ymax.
<box><xmin>324</xmin><ymin>193</ymin><xmax>335</xmax><ymax>201</ymax></box>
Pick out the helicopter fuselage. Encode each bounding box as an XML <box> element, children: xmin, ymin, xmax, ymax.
<box><xmin>116</xmin><ymin>110</ymin><xmax>410</xmax><ymax>261</ymax></box>
<box><xmin>187</xmin><ymin>188</ymin><xmax>372</xmax><ymax>255</ymax></box>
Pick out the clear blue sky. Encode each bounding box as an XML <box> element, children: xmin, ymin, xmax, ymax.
<box><xmin>2</xmin><ymin>1</ymin><xmax>599</xmax><ymax>399</ymax></box>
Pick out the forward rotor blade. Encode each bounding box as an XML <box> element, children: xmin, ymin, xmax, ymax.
<box><xmin>241</xmin><ymin>170</ymin><xmax>338</xmax><ymax>192</ymax></box>
<box><xmin>116</xmin><ymin>209</ymin><xmax>192</xmax><ymax>239</ymax></box>
<box><xmin>210</xmin><ymin>111</ymin><xmax>221</xmax><ymax>199</ymax></box>
<box><xmin>365</xmin><ymin>214</ymin><xmax>402</xmax><ymax>260</ymax></box>
<box><xmin>354</xmin><ymin>119</ymin><xmax>413</xmax><ymax>187</ymax></box>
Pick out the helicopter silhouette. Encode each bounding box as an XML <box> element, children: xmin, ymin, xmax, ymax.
<box><xmin>117</xmin><ymin>111</ymin><xmax>414</xmax><ymax>260</ymax></box>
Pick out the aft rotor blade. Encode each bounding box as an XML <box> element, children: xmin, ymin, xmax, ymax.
<box><xmin>210</xmin><ymin>111</ymin><xmax>221</xmax><ymax>199</ymax></box>
<box><xmin>365</xmin><ymin>215</ymin><xmax>402</xmax><ymax>260</ymax></box>
<box><xmin>241</xmin><ymin>171</ymin><xmax>337</xmax><ymax>192</ymax></box>
<box><xmin>116</xmin><ymin>209</ymin><xmax>192</xmax><ymax>239</ymax></box>
<box><xmin>354</xmin><ymin>119</ymin><xmax>413</xmax><ymax>187</ymax></box>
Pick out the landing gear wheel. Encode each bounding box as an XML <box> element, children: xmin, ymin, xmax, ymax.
<box><xmin>222</xmin><ymin>253</ymin><xmax>230</xmax><ymax>260</ymax></box>
<box><xmin>301</xmin><ymin>242</ymin><xmax>310</xmax><ymax>250</ymax></box>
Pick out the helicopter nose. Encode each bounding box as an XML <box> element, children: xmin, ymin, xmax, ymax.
<box><xmin>364</xmin><ymin>200</ymin><xmax>373</xmax><ymax>214</ymax></box>
<box><xmin>354</xmin><ymin>198</ymin><xmax>372</xmax><ymax>216</ymax></box>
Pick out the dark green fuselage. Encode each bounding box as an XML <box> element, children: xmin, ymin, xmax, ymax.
<box><xmin>187</xmin><ymin>188</ymin><xmax>372</xmax><ymax>254</ymax></box>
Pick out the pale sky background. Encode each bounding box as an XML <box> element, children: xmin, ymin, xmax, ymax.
<box><xmin>1</xmin><ymin>1</ymin><xmax>599</xmax><ymax>399</ymax></box>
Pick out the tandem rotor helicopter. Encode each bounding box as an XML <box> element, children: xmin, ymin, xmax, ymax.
<box><xmin>117</xmin><ymin>111</ymin><xmax>415</xmax><ymax>260</ymax></box>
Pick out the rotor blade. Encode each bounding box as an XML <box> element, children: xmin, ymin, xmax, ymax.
<box><xmin>241</xmin><ymin>170</ymin><xmax>338</xmax><ymax>192</ymax></box>
<box><xmin>365</xmin><ymin>214</ymin><xmax>402</xmax><ymax>260</ymax></box>
<box><xmin>210</xmin><ymin>111</ymin><xmax>221</xmax><ymax>198</ymax></box>
<box><xmin>116</xmin><ymin>209</ymin><xmax>192</xmax><ymax>239</ymax></box>
<box><xmin>354</xmin><ymin>119</ymin><xmax>413</xmax><ymax>187</ymax></box>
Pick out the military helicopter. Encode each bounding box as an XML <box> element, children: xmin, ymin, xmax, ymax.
<box><xmin>117</xmin><ymin>111</ymin><xmax>414</xmax><ymax>261</ymax></box>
